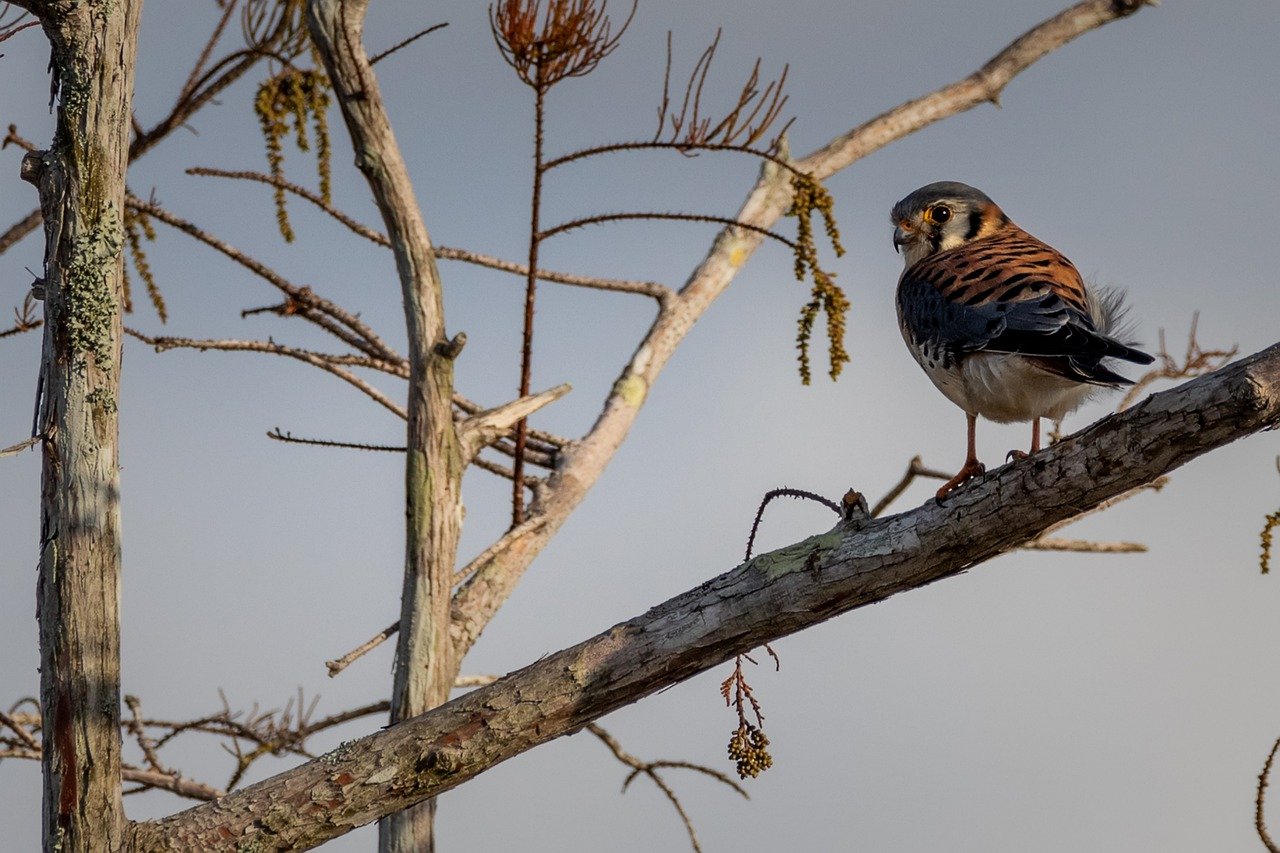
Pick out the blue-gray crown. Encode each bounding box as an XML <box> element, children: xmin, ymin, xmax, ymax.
<box><xmin>891</xmin><ymin>181</ymin><xmax>995</xmax><ymax>221</ymax></box>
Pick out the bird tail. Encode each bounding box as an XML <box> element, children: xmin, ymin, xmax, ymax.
<box><xmin>1087</xmin><ymin>285</ymin><xmax>1156</xmax><ymax>366</ymax></box>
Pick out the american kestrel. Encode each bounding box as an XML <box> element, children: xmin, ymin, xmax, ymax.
<box><xmin>890</xmin><ymin>181</ymin><xmax>1154</xmax><ymax>500</ymax></box>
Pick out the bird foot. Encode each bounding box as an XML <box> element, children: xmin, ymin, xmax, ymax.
<box><xmin>934</xmin><ymin>460</ymin><xmax>986</xmax><ymax>503</ymax></box>
<box><xmin>1006</xmin><ymin>449</ymin><xmax>1030</xmax><ymax>463</ymax></box>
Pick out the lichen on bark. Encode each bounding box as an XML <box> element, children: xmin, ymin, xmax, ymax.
<box><xmin>63</xmin><ymin>202</ymin><xmax>122</xmax><ymax>370</ymax></box>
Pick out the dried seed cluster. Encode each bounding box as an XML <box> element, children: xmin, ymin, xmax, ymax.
<box><xmin>727</xmin><ymin>723</ymin><xmax>773</xmax><ymax>779</ymax></box>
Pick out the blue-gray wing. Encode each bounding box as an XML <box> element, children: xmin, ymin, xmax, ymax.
<box><xmin>896</xmin><ymin>228</ymin><xmax>1153</xmax><ymax>383</ymax></box>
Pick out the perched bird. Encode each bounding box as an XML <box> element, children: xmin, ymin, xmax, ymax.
<box><xmin>890</xmin><ymin>181</ymin><xmax>1153</xmax><ymax>500</ymax></box>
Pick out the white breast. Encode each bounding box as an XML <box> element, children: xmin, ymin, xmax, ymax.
<box><xmin>919</xmin><ymin>351</ymin><xmax>1097</xmax><ymax>423</ymax></box>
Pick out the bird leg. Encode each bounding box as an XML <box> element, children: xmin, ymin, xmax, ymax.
<box><xmin>1006</xmin><ymin>418</ymin><xmax>1041</xmax><ymax>462</ymax></box>
<box><xmin>936</xmin><ymin>413</ymin><xmax>986</xmax><ymax>500</ymax></box>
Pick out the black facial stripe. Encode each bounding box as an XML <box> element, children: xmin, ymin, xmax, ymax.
<box><xmin>965</xmin><ymin>208</ymin><xmax>983</xmax><ymax>240</ymax></box>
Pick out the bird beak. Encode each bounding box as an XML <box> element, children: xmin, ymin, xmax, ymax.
<box><xmin>892</xmin><ymin>223</ymin><xmax>911</xmax><ymax>253</ymax></box>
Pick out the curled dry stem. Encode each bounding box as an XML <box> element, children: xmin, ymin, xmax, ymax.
<box><xmin>586</xmin><ymin>721</ymin><xmax>748</xmax><ymax>853</ymax></box>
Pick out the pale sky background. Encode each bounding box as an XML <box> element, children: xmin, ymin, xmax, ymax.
<box><xmin>2</xmin><ymin>1</ymin><xmax>1280</xmax><ymax>850</ymax></box>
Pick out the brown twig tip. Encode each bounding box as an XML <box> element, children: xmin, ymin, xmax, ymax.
<box><xmin>490</xmin><ymin>0</ymin><xmax>636</xmax><ymax>90</ymax></box>
<box><xmin>841</xmin><ymin>489</ymin><xmax>870</xmax><ymax>527</ymax></box>
<box><xmin>654</xmin><ymin>28</ymin><xmax>793</xmax><ymax>154</ymax></box>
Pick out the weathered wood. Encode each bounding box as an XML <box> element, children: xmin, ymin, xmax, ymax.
<box><xmin>306</xmin><ymin>1</ymin><xmax>461</xmax><ymax>850</ymax></box>
<box><xmin>17</xmin><ymin>0</ymin><xmax>144</xmax><ymax>850</ymax></box>
<box><xmin>128</xmin><ymin>342</ymin><xmax>1280</xmax><ymax>851</ymax></box>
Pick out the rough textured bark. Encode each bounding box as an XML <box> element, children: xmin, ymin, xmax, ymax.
<box><xmin>306</xmin><ymin>2</ymin><xmax>461</xmax><ymax>850</ymax></box>
<box><xmin>128</xmin><ymin>342</ymin><xmax>1280</xmax><ymax>851</ymax></box>
<box><xmin>12</xmin><ymin>0</ymin><xmax>143</xmax><ymax>850</ymax></box>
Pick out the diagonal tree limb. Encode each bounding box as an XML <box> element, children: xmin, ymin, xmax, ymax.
<box><xmin>458</xmin><ymin>384</ymin><xmax>571</xmax><ymax>463</ymax></box>
<box><xmin>449</xmin><ymin>0</ymin><xmax>1158</xmax><ymax>658</ymax></box>
<box><xmin>130</xmin><ymin>342</ymin><xmax>1280</xmax><ymax>851</ymax></box>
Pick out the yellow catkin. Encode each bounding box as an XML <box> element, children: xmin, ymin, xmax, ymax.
<box><xmin>253</xmin><ymin>68</ymin><xmax>333</xmax><ymax>243</ymax></box>
<box><xmin>789</xmin><ymin>173</ymin><xmax>849</xmax><ymax>384</ymax></box>
<box><xmin>1262</xmin><ymin>510</ymin><xmax>1280</xmax><ymax>574</ymax></box>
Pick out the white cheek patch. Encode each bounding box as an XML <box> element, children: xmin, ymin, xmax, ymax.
<box><xmin>936</xmin><ymin>228</ymin><xmax>967</xmax><ymax>252</ymax></box>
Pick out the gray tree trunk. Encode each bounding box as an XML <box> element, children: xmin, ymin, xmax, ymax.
<box><xmin>15</xmin><ymin>0</ymin><xmax>143</xmax><ymax>850</ymax></box>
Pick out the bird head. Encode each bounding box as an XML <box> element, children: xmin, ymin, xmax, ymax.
<box><xmin>890</xmin><ymin>181</ymin><xmax>1008</xmax><ymax>269</ymax></box>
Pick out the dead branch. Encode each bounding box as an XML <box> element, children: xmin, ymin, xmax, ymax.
<box><xmin>653</xmin><ymin>28</ymin><xmax>791</xmax><ymax>152</ymax></box>
<box><xmin>1260</xmin><ymin>736</ymin><xmax>1280</xmax><ymax>853</ymax></box>
<box><xmin>126</xmin><ymin>196</ymin><xmax>402</xmax><ymax>363</ymax></box>
<box><xmin>267</xmin><ymin>430</ymin><xmax>402</xmax><ymax>453</ymax></box>
<box><xmin>586</xmin><ymin>722</ymin><xmax>748</xmax><ymax>853</ymax></box>
<box><xmin>326</xmin><ymin>621</ymin><xmax>400</xmax><ymax>677</ymax></box>
<box><xmin>186</xmin><ymin>167</ymin><xmax>674</xmax><ymax>301</ymax></box>
<box><xmin>458</xmin><ymin>384</ymin><xmax>571</xmax><ymax>463</ymax></box>
<box><xmin>1019</xmin><ymin>538</ymin><xmax>1146</xmax><ymax>554</ymax></box>
<box><xmin>129</xmin><ymin>340</ymin><xmax>1280</xmax><ymax>851</ymax></box>
<box><xmin>126</xmin><ymin>329</ymin><xmax>408</xmax><ymax>419</ymax></box>
<box><xmin>1118</xmin><ymin>312</ymin><xmax>1237</xmax><ymax>411</ymax></box>
<box><xmin>368</xmin><ymin>21</ymin><xmax>449</xmax><ymax>65</ymax></box>
<box><xmin>871</xmin><ymin>455</ymin><xmax>953</xmax><ymax>517</ymax></box>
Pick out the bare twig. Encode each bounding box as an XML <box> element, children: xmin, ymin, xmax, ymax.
<box><xmin>186</xmin><ymin>167</ymin><xmax>673</xmax><ymax>301</ymax></box>
<box><xmin>438</xmin><ymin>244</ymin><xmax>672</xmax><ymax>303</ymax></box>
<box><xmin>126</xmin><ymin>329</ymin><xmax>408</xmax><ymax>419</ymax></box>
<box><xmin>369</xmin><ymin>21</ymin><xmax>449</xmax><ymax>65</ymax></box>
<box><xmin>540</xmin><ymin>210</ymin><xmax>795</xmax><ymax>247</ymax></box>
<box><xmin>326</xmin><ymin>621</ymin><xmax>400</xmax><ymax>677</ymax></box>
<box><xmin>1118</xmin><ymin>313</ymin><xmax>1237</xmax><ymax>411</ymax></box>
<box><xmin>453</xmin><ymin>515</ymin><xmax>549</xmax><ymax>586</ymax></box>
<box><xmin>1020</xmin><ymin>538</ymin><xmax>1146</xmax><ymax>554</ymax></box>
<box><xmin>3</xmin><ymin>123</ymin><xmax>37</xmax><ymax>152</ymax></box>
<box><xmin>0</xmin><ymin>708</ymin><xmax>39</xmax><ymax>750</ymax></box>
<box><xmin>0</xmin><ymin>435</ymin><xmax>39</xmax><ymax>459</ymax></box>
<box><xmin>0</xmin><ymin>208</ymin><xmax>41</xmax><ymax>256</ymax></box>
<box><xmin>126</xmin><ymin>196</ymin><xmax>402</xmax><ymax>363</ymax></box>
<box><xmin>871</xmin><ymin>455</ymin><xmax>953</xmax><ymax>517</ymax></box>
<box><xmin>653</xmin><ymin>28</ymin><xmax>791</xmax><ymax>152</ymax></box>
<box><xmin>267</xmin><ymin>430</ymin><xmax>403</xmax><ymax>453</ymax></box>
<box><xmin>1260</xmin><ymin>736</ymin><xmax>1280</xmax><ymax>853</ymax></box>
<box><xmin>586</xmin><ymin>721</ymin><xmax>748</xmax><ymax>853</ymax></box>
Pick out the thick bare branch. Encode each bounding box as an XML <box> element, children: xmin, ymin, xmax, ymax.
<box><xmin>130</xmin><ymin>343</ymin><xmax>1280</xmax><ymax>851</ymax></box>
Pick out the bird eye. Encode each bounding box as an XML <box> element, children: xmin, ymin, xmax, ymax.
<box><xmin>925</xmin><ymin>205</ymin><xmax>952</xmax><ymax>224</ymax></box>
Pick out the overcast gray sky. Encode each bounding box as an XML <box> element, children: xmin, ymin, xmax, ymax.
<box><xmin>3</xmin><ymin>1</ymin><xmax>1280</xmax><ymax>850</ymax></box>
